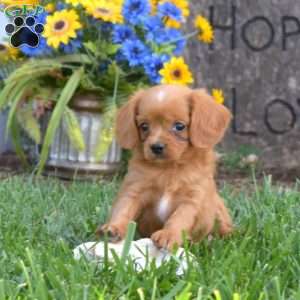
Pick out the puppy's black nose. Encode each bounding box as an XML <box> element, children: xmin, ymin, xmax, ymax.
<box><xmin>150</xmin><ymin>143</ymin><xmax>165</xmax><ymax>155</ymax></box>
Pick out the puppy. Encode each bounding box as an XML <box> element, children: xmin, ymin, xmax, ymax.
<box><xmin>97</xmin><ymin>84</ymin><xmax>233</xmax><ymax>250</ymax></box>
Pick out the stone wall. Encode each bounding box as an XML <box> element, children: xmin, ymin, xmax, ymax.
<box><xmin>187</xmin><ymin>0</ymin><xmax>300</xmax><ymax>170</ymax></box>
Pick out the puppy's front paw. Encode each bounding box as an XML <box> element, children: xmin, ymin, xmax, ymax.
<box><xmin>151</xmin><ymin>229</ymin><xmax>183</xmax><ymax>250</ymax></box>
<box><xmin>96</xmin><ymin>223</ymin><xmax>126</xmax><ymax>242</ymax></box>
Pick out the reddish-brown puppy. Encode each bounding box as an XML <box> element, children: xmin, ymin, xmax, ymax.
<box><xmin>97</xmin><ymin>84</ymin><xmax>233</xmax><ymax>250</ymax></box>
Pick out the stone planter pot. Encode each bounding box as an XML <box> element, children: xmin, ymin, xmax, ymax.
<box><xmin>44</xmin><ymin>94</ymin><xmax>122</xmax><ymax>179</ymax></box>
<box><xmin>0</xmin><ymin>110</ymin><xmax>13</xmax><ymax>154</ymax></box>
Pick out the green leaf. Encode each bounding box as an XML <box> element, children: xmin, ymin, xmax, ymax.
<box><xmin>37</xmin><ymin>68</ymin><xmax>84</xmax><ymax>175</ymax></box>
<box><xmin>5</xmin><ymin>79</ymin><xmax>34</xmax><ymax>138</ymax></box>
<box><xmin>0</xmin><ymin>60</ymin><xmax>64</xmax><ymax>112</ymax></box>
<box><xmin>4</xmin><ymin>61</ymin><xmax>63</xmax><ymax>85</ymax></box>
<box><xmin>32</xmin><ymin>85</ymin><xmax>60</xmax><ymax>102</ymax></box>
<box><xmin>56</xmin><ymin>54</ymin><xmax>92</xmax><ymax>64</ymax></box>
<box><xmin>0</xmin><ymin>55</ymin><xmax>90</xmax><ymax>111</ymax></box>
<box><xmin>83</xmin><ymin>42</ymin><xmax>98</xmax><ymax>56</ymax></box>
<box><xmin>107</xmin><ymin>44</ymin><xmax>121</xmax><ymax>55</ymax></box>
<box><xmin>10</xmin><ymin>115</ymin><xmax>29</xmax><ymax>167</ymax></box>
<box><xmin>84</xmin><ymin>41</ymin><xmax>120</xmax><ymax>59</ymax></box>
<box><xmin>0</xmin><ymin>60</ymin><xmax>22</xmax><ymax>81</ymax></box>
<box><xmin>151</xmin><ymin>42</ymin><xmax>176</xmax><ymax>55</ymax></box>
<box><xmin>94</xmin><ymin>63</ymin><xmax>120</xmax><ymax>161</ymax></box>
<box><xmin>80</xmin><ymin>74</ymin><xmax>105</xmax><ymax>92</ymax></box>
<box><xmin>0</xmin><ymin>78</ymin><xmax>21</xmax><ymax>109</ymax></box>
<box><xmin>16</xmin><ymin>105</ymin><xmax>41</xmax><ymax>144</ymax></box>
<box><xmin>161</xmin><ymin>281</ymin><xmax>186</xmax><ymax>300</ymax></box>
<box><xmin>63</xmin><ymin>108</ymin><xmax>85</xmax><ymax>151</ymax></box>
<box><xmin>0</xmin><ymin>83</ymin><xmax>15</xmax><ymax>109</ymax></box>
<box><xmin>175</xmin><ymin>283</ymin><xmax>192</xmax><ymax>300</ymax></box>
<box><xmin>93</xmin><ymin>106</ymin><xmax>117</xmax><ymax>162</ymax></box>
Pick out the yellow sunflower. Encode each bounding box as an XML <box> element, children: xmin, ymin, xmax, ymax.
<box><xmin>1</xmin><ymin>0</ymin><xmax>39</xmax><ymax>5</ymax></box>
<box><xmin>84</xmin><ymin>0</ymin><xmax>123</xmax><ymax>24</ymax></box>
<box><xmin>149</xmin><ymin>0</ymin><xmax>159</xmax><ymax>14</ymax></box>
<box><xmin>159</xmin><ymin>57</ymin><xmax>194</xmax><ymax>85</ymax></box>
<box><xmin>45</xmin><ymin>3</ymin><xmax>55</xmax><ymax>12</ymax></box>
<box><xmin>0</xmin><ymin>43</ymin><xmax>19</xmax><ymax>62</ymax></box>
<box><xmin>194</xmin><ymin>15</ymin><xmax>214</xmax><ymax>44</ymax></box>
<box><xmin>43</xmin><ymin>9</ymin><xmax>82</xmax><ymax>49</ymax></box>
<box><xmin>111</xmin><ymin>0</ymin><xmax>124</xmax><ymax>4</ymax></box>
<box><xmin>65</xmin><ymin>0</ymin><xmax>83</xmax><ymax>6</ymax></box>
<box><xmin>65</xmin><ymin>0</ymin><xmax>96</xmax><ymax>6</ymax></box>
<box><xmin>212</xmin><ymin>89</ymin><xmax>225</xmax><ymax>104</ymax></box>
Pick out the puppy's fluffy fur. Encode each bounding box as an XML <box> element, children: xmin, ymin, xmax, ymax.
<box><xmin>97</xmin><ymin>84</ymin><xmax>233</xmax><ymax>249</ymax></box>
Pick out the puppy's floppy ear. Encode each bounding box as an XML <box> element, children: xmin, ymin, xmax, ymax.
<box><xmin>115</xmin><ymin>90</ymin><xmax>144</xmax><ymax>149</ymax></box>
<box><xmin>189</xmin><ymin>89</ymin><xmax>232</xmax><ymax>148</ymax></box>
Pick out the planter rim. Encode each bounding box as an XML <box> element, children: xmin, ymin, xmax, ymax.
<box><xmin>70</xmin><ymin>93</ymin><xmax>103</xmax><ymax>113</ymax></box>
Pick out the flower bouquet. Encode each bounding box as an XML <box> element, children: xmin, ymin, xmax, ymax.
<box><xmin>0</xmin><ymin>0</ymin><xmax>218</xmax><ymax>175</ymax></box>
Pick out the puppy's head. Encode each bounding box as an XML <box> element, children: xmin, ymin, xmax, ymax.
<box><xmin>116</xmin><ymin>85</ymin><xmax>231</xmax><ymax>162</ymax></box>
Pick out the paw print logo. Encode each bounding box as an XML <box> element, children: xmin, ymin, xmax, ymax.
<box><xmin>5</xmin><ymin>16</ymin><xmax>44</xmax><ymax>48</ymax></box>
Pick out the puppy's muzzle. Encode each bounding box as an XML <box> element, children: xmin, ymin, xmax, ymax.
<box><xmin>150</xmin><ymin>143</ymin><xmax>165</xmax><ymax>156</ymax></box>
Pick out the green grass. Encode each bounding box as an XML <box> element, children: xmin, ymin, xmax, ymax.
<box><xmin>0</xmin><ymin>176</ymin><xmax>299</xmax><ymax>299</ymax></box>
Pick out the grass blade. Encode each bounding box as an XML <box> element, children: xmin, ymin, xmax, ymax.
<box><xmin>19</xmin><ymin>259</ymin><xmax>33</xmax><ymax>295</ymax></box>
<box><xmin>150</xmin><ymin>278</ymin><xmax>157</xmax><ymax>300</ymax></box>
<box><xmin>0</xmin><ymin>280</ymin><xmax>5</xmax><ymax>299</ymax></box>
<box><xmin>120</xmin><ymin>222</ymin><xmax>136</xmax><ymax>265</ymax></box>
<box><xmin>175</xmin><ymin>283</ymin><xmax>192</xmax><ymax>300</ymax></box>
<box><xmin>115</xmin><ymin>222</ymin><xmax>136</xmax><ymax>283</ymax></box>
<box><xmin>161</xmin><ymin>281</ymin><xmax>186</xmax><ymax>300</ymax></box>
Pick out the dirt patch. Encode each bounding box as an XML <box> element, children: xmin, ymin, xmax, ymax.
<box><xmin>217</xmin><ymin>165</ymin><xmax>299</xmax><ymax>190</ymax></box>
<box><xmin>0</xmin><ymin>153</ymin><xmax>299</xmax><ymax>187</ymax></box>
<box><xmin>0</xmin><ymin>152</ymin><xmax>23</xmax><ymax>179</ymax></box>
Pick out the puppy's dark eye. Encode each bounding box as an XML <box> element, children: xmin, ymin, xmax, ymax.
<box><xmin>173</xmin><ymin>122</ymin><xmax>186</xmax><ymax>132</ymax></box>
<box><xmin>140</xmin><ymin>122</ymin><xmax>149</xmax><ymax>132</ymax></box>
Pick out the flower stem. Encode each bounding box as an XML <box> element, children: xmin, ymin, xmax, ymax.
<box><xmin>166</xmin><ymin>30</ymin><xmax>198</xmax><ymax>47</ymax></box>
<box><xmin>182</xmin><ymin>30</ymin><xmax>199</xmax><ymax>40</ymax></box>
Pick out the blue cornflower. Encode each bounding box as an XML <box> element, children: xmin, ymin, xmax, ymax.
<box><xmin>56</xmin><ymin>2</ymin><xmax>67</xmax><ymax>10</ymax></box>
<box><xmin>146</xmin><ymin>28</ymin><xmax>167</xmax><ymax>44</ymax></box>
<box><xmin>112</xmin><ymin>25</ymin><xmax>136</xmax><ymax>44</ymax></box>
<box><xmin>122</xmin><ymin>0</ymin><xmax>151</xmax><ymax>25</ymax></box>
<box><xmin>144</xmin><ymin>16</ymin><xmax>164</xmax><ymax>41</ymax></box>
<box><xmin>34</xmin><ymin>11</ymin><xmax>47</xmax><ymax>23</ymax></box>
<box><xmin>121</xmin><ymin>39</ymin><xmax>150</xmax><ymax>67</ymax></box>
<box><xmin>60</xmin><ymin>38</ymin><xmax>82</xmax><ymax>54</ymax></box>
<box><xmin>157</xmin><ymin>2</ymin><xmax>182</xmax><ymax>21</ymax></box>
<box><xmin>144</xmin><ymin>54</ymin><xmax>169</xmax><ymax>83</ymax></box>
<box><xmin>20</xmin><ymin>37</ymin><xmax>52</xmax><ymax>57</ymax></box>
<box><xmin>60</xmin><ymin>31</ymin><xmax>83</xmax><ymax>54</ymax></box>
<box><xmin>144</xmin><ymin>16</ymin><xmax>164</xmax><ymax>33</ymax></box>
<box><xmin>115</xmin><ymin>50</ymin><xmax>126</xmax><ymax>63</ymax></box>
<box><xmin>101</xmin><ymin>22</ymin><xmax>113</xmax><ymax>33</ymax></box>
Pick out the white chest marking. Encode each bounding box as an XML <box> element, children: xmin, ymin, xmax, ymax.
<box><xmin>157</xmin><ymin>194</ymin><xmax>170</xmax><ymax>222</ymax></box>
<box><xmin>157</xmin><ymin>90</ymin><xmax>166</xmax><ymax>102</ymax></box>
